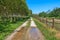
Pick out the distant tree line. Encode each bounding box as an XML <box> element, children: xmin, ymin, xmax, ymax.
<box><xmin>39</xmin><ymin>7</ymin><xmax>60</xmax><ymax>18</ymax></box>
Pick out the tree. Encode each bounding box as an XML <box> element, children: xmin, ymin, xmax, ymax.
<box><xmin>0</xmin><ymin>0</ymin><xmax>30</xmax><ymax>20</ymax></box>
<box><xmin>39</xmin><ymin>11</ymin><xmax>47</xmax><ymax>17</ymax></box>
<box><xmin>48</xmin><ymin>8</ymin><xmax>60</xmax><ymax>18</ymax></box>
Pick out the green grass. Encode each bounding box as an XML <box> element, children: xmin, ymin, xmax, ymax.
<box><xmin>34</xmin><ymin>18</ymin><xmax>57</xmax><ymax>40</ymax></box>
<box><xmin>0</xmin><ymin>20</ymin><xmax>25</xmax><ymax>40</ymax></box>
<box><xmin>26</xmin><ymin>19</ymin><xmax>31</xmax><ymax>28</ymax></box>
<box><xmin>54</xmin><ymin>23</ymin><xmax>60</xmax><ymax>31</ymax></box>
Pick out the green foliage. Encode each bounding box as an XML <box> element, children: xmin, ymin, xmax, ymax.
<box><xmin>39</xmin><ymin>11</ymin><xmax>47</xmax><ymax>17</ymax></box>
<box><xmin>48</xmin><ymin>8</ymin><xmax>60</xmax><ymax>18</ymax></box>
<box><xmin>39</xmin><ymin>8</ymin><xmax>60</xmax><ymax>18</ymax></box>
<box><xmin>0</xmin><ymin>20</ymin><xmax>25</xmax><ymax>40</ymax></box>
<box><xmin>0</xmin><ymin>0</ymin><xmax>30</xmax><ymax>16</ymax></box>
<box><xmin>0</xmin><ymin>0</ymin><xmax>31</xmax><ymax>23</ymax></box>
<box><xmin>29</xmin><ymin>10</ymin><xmax>32</xmax><ymax>16</ymax></box>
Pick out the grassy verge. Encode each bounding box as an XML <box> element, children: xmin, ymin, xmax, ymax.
<box><xmin>0</xmin><ymin>20</ymin><xmax>25</xmax><ymax>40</ymax></box>
<box><xmin>34</xmin><ymin>18</ymin><xmax>58</xmax><ymax>40</ymax></box>
<box><xmin>26</xmin><ymin>19</ymin><xmax>31</xmax><ymax>28</ymax></box>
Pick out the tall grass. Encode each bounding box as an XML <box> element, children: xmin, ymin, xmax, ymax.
<box><xmin>34</xmin><ymin>18</ymin><xmax>57</xmax><ymax>40</ymax></box>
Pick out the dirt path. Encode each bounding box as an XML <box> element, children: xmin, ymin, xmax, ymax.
<box><xmin>26</xmin><ymin>18</ymin><xmax>44</xmax><ymax>40</ymax></box>
<box><xmin>5</xmin><ymin>18</ymin><xmax>44</xmax><ymax>40</ymax></box>
<box><xmin>5</xmin><ymin>20</ymin><xmax>29</xmax><ymax>40</ymax></box>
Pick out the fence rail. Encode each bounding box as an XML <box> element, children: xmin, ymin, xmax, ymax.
<box><xmin>33</xmin><ymin>16</ymin><xmax>60</xmax><ymax>31</ymax></box>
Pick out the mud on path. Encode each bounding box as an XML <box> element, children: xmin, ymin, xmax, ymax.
<box><xmin>11</xmin><ymin>27</ymin><xmax>28</xmax><ymax>40</ymax></box>
<box><xmin>26</xmin><ymin>18</ymin><xmax>44</xmax><ymax>40</ymax></box>
<box><xmin>26</xmin><ymin>27</ymin><xmax>44</xmax><ymax>40</ymax></box>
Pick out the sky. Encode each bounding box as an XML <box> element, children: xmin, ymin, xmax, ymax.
<box><xmin>26</xmin><ymin>0</ymin><xmax>60</xmax><ymax>14</ymax></box>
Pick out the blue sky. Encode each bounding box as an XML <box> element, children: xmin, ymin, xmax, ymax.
<box><xmin>26</xmin><ymin>0</ymin><xmax>60</xmax><ymax>14</ymax></box>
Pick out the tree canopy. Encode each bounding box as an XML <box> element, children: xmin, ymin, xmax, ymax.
<box><xmin>0</xmin><ymin>0</ymin><xmax>30</xmax><ymax>16</ymax></box>
<box><xmin>39</xmin><ymin>11</ymin><xmax>47</xmax><ymax>17</ymax></box>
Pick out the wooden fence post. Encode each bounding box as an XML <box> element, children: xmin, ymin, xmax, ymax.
<box><xmin>41</xmin><ymin>17</ymin><xmax>42</xmax><ymax>22</ymax></box>
<box><xmin>39</xmin><ymin>17</ymin><xmax>41</xmax><ymax>22</ymax></box>
<box><xmin>46</xmin><ymin>18</ymin><xmax>47</xmax><ymax>25</ymax></box>
<box><xmin>52</xmin><ymin>18</ymin><xmax>54</xmax><ymax>28</ymax></box>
